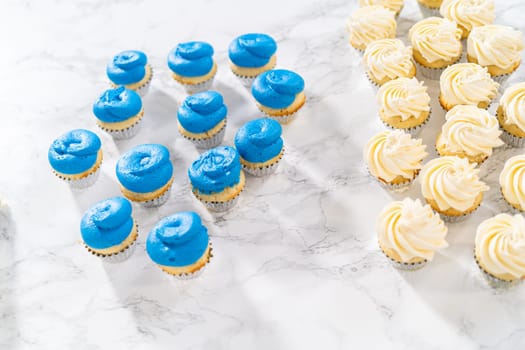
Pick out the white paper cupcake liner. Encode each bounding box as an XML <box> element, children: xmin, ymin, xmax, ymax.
<box><xmin>492</xmin><ymin>73</ymin><xmax>511</xmax><ymax>85</ymax></box>
<box><xmin>382</xmin><ymin>109</ymin><xmax>430</xmax><ymax>137</ymax></box>
<box><xmin>417</xmin><ymin>2</ymin><xmax>441</xmax><ymax>18</ymax></box>
<box><xmin>378</xmin><ymin>176</ymin><xmax>415</xmax><ymax>193</ymax></box>
<box><xmin>57</xmin><ymin>166</ymin><xmax>101</xmax><ymax>191</ymax></box>
<box><xmin>140</xmin><ymin>186</ymin><xmax>172</xmax><ymax>208</ymax></box>
<box><xmin>181</xmin><ymin>76</ymin><xmax>215</xmax><ymax>95</ymax></box>
<box><xmin>99</xmin><ymin>117</ymin><xmax>143</xmax><ymax>140</ymax></box>
<box><xmin>439</xmin><ymin>203</ymin><xmax>480</xmax><ymax>223</ymax></box>
<box><xmin>242</xmin><ymin>160</ymin><xmax>281</xmax><ymax>177</ymax></box>
<box><xmin>262</xmin><ymin>110</ymin><xmax>299</xmax><ymax>125</ymax></box>
<box><xmin>380</xmin><ymin>246</ymin><xmax>427</xmax><ymax>271</ymax></box>
<box><xmin>170</xmin><ymin>243</ymin><xmax>213</xmax><ymax>280</ymax></box>
<box><xmin>500</xmin><ymin>188</ymin><xmax>523</xmax><ymax>214</ymax></box>
<box><xmin>474</xmin><ymin>252</ymin><xmax>521</xmax><ymax>288</ymax></box>
<box><xmin>85</xmin><ymin>226</ymin><xmax>138</xmax><ymax>263</ymax></box>
<box><xmin>415</xmin><ymin>54</ymin><xmax>461</xmax><ymax>80</ymax></box>
<box><xmin>500</xmin><ymin>128</ymin><xmax>525</xmax><ymax>148</ymax></box>
<box><xmin>199</xmin><ymin>195</ymin><xmax>240</xmax><ymax>212</ymax></box>
<box><xmin>365</xmin><ymin>72</ymin><xmax>381</xmax><ymax>93</ymax></box>
<box><xmin>233</xmin><ymin>74</ymin><xmax>257</xmax><ymax>88</ymax></box>
<box><xmin>182</xmin><ymin>122</ymin><xmax>227</xmax><ymax>149</ymax></box>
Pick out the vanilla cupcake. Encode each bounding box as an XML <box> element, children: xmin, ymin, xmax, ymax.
<box><xmin>363</xmin><ymin>39</ymin><xmax>416</xmax><ymax>88</ymax></box>
<box><xmin>475</xmin><ymin>214</ymin><xmax>525</xmax><ymax>287</ymax></box>
<box><xmin>358</xmin><ymin>0</ymin><xmax>404</xmax><ymax>16</ymax></box>
<box><xmin>436</xmin><ymin>105</ymin><xmax>503</xmax><ymax>164</ymax></box>
<box><xmin>440</xmin><ymin>0</ymin><xmax>494</xmax><ymax>39</ymax></box>
<box><xmin>417</xmin><ymin>0</ymin><xmax>443</xmax><ymax>18</ymax></box>
<box><xmin>377</xmin><ymin>198</ymin><xmax>448</xmax><ymax>270</ymax></box>
<box><xmin>420</xmin><ymin>156</ymin><xmax>489</xmax><ymax>222</ymax></box>
<box><xmin>497</xmin><ymin>83</ymin><xmax>525</xmax><ymax>147</ymax></box>
<box><xmin>467</xmin><ymin>25</ymin><xmax>525</xmax><ymax>84</ymax></box>
<box><xmin>364</xmin><ymin>130</ymin><xmax>427</xmax><ymax>191</ymax></box>
<box><xmin>378</xmin><ymin>77</ymin><xmax>431</xmax><ymax>135</ymax></box>
<box><xmin>409</xmin><ymin>17</ymin><xmax>462</xmax><ymax>79</ymax></box>
<box><xmin>346</xmin><ymin>6</ymin><xmax>397</xmax><ymax>52</ymax></box>
<box><xmin>500</xmin><ymin>155</ymin><xmax>525</xmax><ymax>213</ymax></box>
<box><xmin>439</xmin><ymin>63</ymin><xmax>499</xmax><ymax>111</ymax></box>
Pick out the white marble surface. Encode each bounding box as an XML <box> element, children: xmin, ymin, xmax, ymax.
<box><xmin>2</xmin><ymin>0</ymin><xmax>525</xmax><ymax>349</ymax></box>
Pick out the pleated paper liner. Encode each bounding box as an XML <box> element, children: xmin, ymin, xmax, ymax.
<box><xmin>85</xmin><ymin>225</ymin><xmax>138</xmax><ymax>263</ymax></box>
<box><xmin>140</xmin><ymin>185</ymin><xmax>172</xmax><ymax>208</ymax></box>
<box><xmin>416</xmin><ymin>2</ymin><xmax>441</xmax><ymax>18</ymax></box>
<box><xmin>380</xmin><ymin>244</ymin><xmax>428</xmax><ymax>271</ymax></box>
<box><xmin>180</xmin><ymin>76</ymin><xmax>215</xmax><ymax>95</ymax></box>
<box><xmin>500</xmin><ymin>187</ymin><xmax>524</xmax><ymax>214</ymax></box>
<box><xmin>193</xmin><ymin>189</ymin><xmax>242</xmax><ymax>212</ymax></box>
<box><xmin>369</xmin><ymin>168</ymin><xmax>419</xmax><ymax>193</ymax></box>
<box><xmin>415</xmin><ymin>54</ymin><xmax>462</xmax><ymax>80</ymax></box>
<box><xmin>242</xmin><ymin>150</ymin><xmax>283</xmax><ymax>177</ymax></box>
<box><xmin>500</xmin><ymin>128</ymin><xmax>525</xmax><ymax>148</ymax></box>
<box><xmin>181</xmin><ymin>122</ymin><xmax>226</xmax><ymax>149</ymax></box>
<box><xmin>381</xmin><ymin>109</ymin><xmax>431</xmax><ymax>137</ymax></box>
<box><xmin>166</xmin><ymin>243</ymin><xmax>213</xmax><ymax>281</ymax></box>
<box><xmin>98</xmin><ymin>117</ymin><xmax>143</xmax><ymax>140</ymax></box>
<box><xmin>438</xmin><ymin>201</ymin><xmax>481</xmax><ymax>223</ymax></box>
<box><xmin>474</xmin><ymin>251</ymin><xmax>522</xmax><ymax>288</ymax></box>
<box><xmin>54</xmin><ymin>161</ymin><xmax>102</xmax><ymax>191</ymax></box>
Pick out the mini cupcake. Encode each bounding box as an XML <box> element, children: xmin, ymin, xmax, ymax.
<box><xmin>146</xmin><ymin>211</ymin><xmax>212</xmax><ymax>279</ymax></box>
<box><xmin>364</xmin><ymin>130</ymin><xmax>427</xmax><ymax>191</ymax></box>
<box><xmin>48</xmin><ymin>129</ymin><xmax>102</xmax><ymax>190</ymax></box>
<box><xmin>251</xmin><ymin>69</ymin><xmax>305</xmax><ymax>124</ymax></box>
<box><xmin>188</xmin><ymin>146</ymin><xmax>245</xmax><ymax>212</ymax></box>
<box><xmin>116</xmin><ymin>144</ymin><xmax>174</xmax><ymax>208</ymax></box>
<box><xmin>93</xmin><ymin>87</ymin><xmax>144</xmax><ymax>140</ymax></box>
<box><xmin>467</xmin><ymin>25</ymin><xmax>525</xmax><ymax>84</ymax></box>
<box><xmin>234</xmin><ymin>118</ymin><xmax>284</xmax><ymax>177</ymax></box>
<box><xmin>228</xmin><ymin>33</ymin><xmax>277</xmax><ymax>87</ymax></box>
<box><xmin>358</xmin><ymin>0</ymin><xmax>404</xmax><ymax>16</ymax></box>
<box><xmin>167</xmin><ymin>41</ymin><xmax>217</xmax><ymax>94</ymax></box>
<box><xmin>439</xmin><ymin>63</ymin><xmax>498</xmax><ymax>111</ymax></box>
<box><xmin>497</xmin><ymin>83</ymin><xmax>525</xmax><ymax>147</ymax></box>
<box><xmin>416</xmin><ymin>0</ymin><xmax>443</xmax><ymax>17</ymax></box>
<box><xmin>177</xmin><ymin>91</ymin><xmax>227</xmax><ymax>149</ymax></box>
<box><xmin>436</xmin><ymin>105</ymin><xmax>503</xmax><ymax>164</ymax></box>
<box><xmin>346</xmin><ymin>5</ymin><xmax>397</xmax><ymax>52</ymax></box>
<box><xmin>377</xmin><ymin>198</ymin><xmax>448</xmax><ymax>270</ymax></box>
<box><xmin>409</xmin><ymin>17</ymin><xmax>462</xmax><ymax>79</ymax></box>
<box><xmin>80</xmin><ymin>197</ymin><xmax>138</xmax><ymax>263</ymax></box>
<box><xmin>377</xmin><ymin>77</ymin><xmax>431</xmax><ymax>135</ymax></box>
<box><xmin>499</xmin><ymin>155</ymin><xmax>525</xmax><ymax>213</ymax></box>
<box><xmin>420</xmin><ymin>156</ymin><xmax>488</xmax><ymax>222</ymax></box>
<box><xmin>475</xmin><ymin>214</ymin><xmax>525</xmax><ymax>287</ymax></box>
<box><xmin>440</xmin><ymin>0</ymin><xmax>494</xmax><ymax>39</ymax></box>
<box><xmin>106</xmin><ymin>50</ymin><xmax>152</xmax><ymax>97</ymax></box>
<box><xmin>363</xmin><ymin>39</ymin><xmax>416</xmax><ymax>88</ymax></box>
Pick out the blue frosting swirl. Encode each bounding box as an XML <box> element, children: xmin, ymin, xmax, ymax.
<box><xmin>188</xmin><ymin>146</ymin><xmax>241</xmax><ymax>194</ymax></box>
<box><xmin>93</xmin><ymin>86</ymin><xmax>142</xmax><ymax>123</ymax></box>
<box><xmin>177</xmin><ymin>91</ymin><xmax>227</xmax><ymax>133</ymax></box>
<box><xmin>48</xmin><ymin>129</ymin><xmax>101</xmax><ymax>174</ymax></box>
<box><xmin>146</xmin><ymin>211</ymin><xmax>209</xmax><ymax>267</ymax></box>
<box><xmin>80</xmin><ymin>197</ymin><xmax>134</xmax><ymax>249</ymax></box>
<box><xmin>252</xmin><ymin>69</ymin><xmax>305</xmax><ymax>109</ymax></box>
<box><xmin>228</xmin><ymin>33</ymin><xmax>277</xmax><ymax>68</ymax></box>
<box><xmin>116</xmin><ymin>144</ymin><xmax>173</xmax><ymax>193</ymax></box>
<box><xmin>234</xmin><ymin>118</ymin><xmax>283</xmax><ymax>163</ymax></box>
<box><xmin>106</xmin><ymin>50</ymin><xmax>148</xmax><ymax>85</ymax></box>
<box><xmin>167</xmin><ymin>41</ymin><xmax>215</xmax><ymax>77</ymax></box>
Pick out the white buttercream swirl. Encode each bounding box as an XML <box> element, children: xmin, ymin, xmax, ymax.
<box><xmin>359</xmin><ymin>0</ymin><xmax>404</xmax><ymax>13</ymax></box>
<box><xmin>500</xmin><ymin>82</ymin><xmax>525</xmax><ymax>131</ymax></box>
<box><xmin>440</xmin><ymin>0</ymin><xmax>494</xmax><ymax>35</ymax></box>
<box><xmin>377</xmin><ymin>198</ymin><xmax>448</xmax><ymax>261</ymax></box>
<box><xmin>440</xmin><ymin>63</ymin><xmax>499</xmax><ymax>107</ymax></box>
<box><xmin>476</xmin><ymin>214</ymin><xmax>525</xmax><ymax>279</ymax></box>
<box><xmin>364</xmin><ymin>130</ymin><xmax>427</xmax><ymax>182</ymax></box>
<box><xmin>409</xmin><ymin>17</ymin><xmax>462</xmax><ymax>63</ymax></box>
<box><xmin>363</xmin><ymin>39</ymin><xmax>414</xmax><ymax>82</ymax></box>
<box><xmin>378</xmin><ymin>77</ymin><xmax>431</xmax><ymax>121</ymax></box>
<box><xmin>420</xmin><ymin>156</ymin><xmax>489</xmax><ymax>212</ymax></box>
<box><xmin>468</xmin><ymin>25</ymin><xmax>524</xmax><ymax>71</ymax></box>
<box><xmin>500</xmin><ymin>155</ymin><xmax>525</xmax><ymax>210</ymax></box>
<box><xmin>346</xmin><ymin>6</ymin><xmax>397</xmax><ymax>49</ymax></box>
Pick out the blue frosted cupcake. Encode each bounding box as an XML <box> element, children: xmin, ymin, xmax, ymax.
<box><xmin>48</xmin><ymin>129</ymin><xmax>103</xmax><ymax>190</ymax></box>
<box><xmin>177</xmin><ymin>91</ymin><xmax>227</xmax><ymax>149</ymax></box>
<box><xmin>234</xmin><ymin>118</ymin><xmax>284</xmax><ymax>176</ymax></box>
<box><xmin>229</xmin><ymin>33</ymin><xmax>277</xmax><ymax>87</ymax></box>
<box><xmin>188</xmin><ymin>146</ymin><xmax>245</xmax><ymax>212</ymax></box>
<box><xmin>116</xmin><ymin>144</ymin><xmax>174</xmax><ymax>208</ymax></box>
<box><xmin>167</xmin><ymin>41</ymin><xmax>217</xmax><ymax>94</ymax></box>
<box><xmin>93</xmin><ymin>87</ymin><xmax>144</xmax><ymax>140</ymax></box>
<box><xmin>81</xmin><ymin>197</ymin><xmax>138</xmax><ymax>263</ymax></box>
<box><xmin>106</xmin><ymin>50</ymin><xmax>152</xmax><ymax>97</ymax></box>
<box><xmin>252</xmin><ymin>69</ymin><xmax>306</xmax><ymax>124</ymax></box>
<box><xmin>146</xmin><ymin>211</ymin><xmax>212</xmax><ymax>279</ymax></box>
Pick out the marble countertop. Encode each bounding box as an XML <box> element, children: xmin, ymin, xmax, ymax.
<box><xmin>2</xmin><ymin>0</ymin><xmax>525</xmax><ymax>349</ymax></box>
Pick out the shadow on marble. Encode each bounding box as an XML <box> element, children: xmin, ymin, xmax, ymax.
<box><xmin>0</xmin><ymin>203</ymin><xmax>17</xmax><ymax>348</ymax></box>
<box><xmin>71</xmin><ymin>171</ymin><xmax>121</xmax><ymax>213</ymax></box>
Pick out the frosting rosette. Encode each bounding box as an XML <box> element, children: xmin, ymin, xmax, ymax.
<box><xmin>499</xmin><ymin>82</ymin><xmax>525</xmax><ymax>132</ymax></box>
<box><xmin>168</xmin><ymin>41</ymin><xmax>215</xmax><ymax>77</ymax></box>
<box><xmin>500</xmin><ymin>155</ymin><xmax>525</xmax><ymax>211</ymax></box>
<box><xmin>378</xmin><ymin>77</ymin><xmax>431</xmax><ymax>121</ymax></box>
<box><xmin>346</xmin><ymin>5</ymin><xmax>397</xmax><ymax>51</ymax></box>
<box><xmin>440</xmin><ymin>0</ymin><xmax>495</xmax><ymax>38</ymax></box>
<box><xmin>93</xmin><ymin>87</ymin><xmax>142</xmax><ymax>123</ymax></box>
<box><xmin>177</xmin><ymin>91</ymin><xmax>227</xmax><ymax>133</ymax></box>
<box><xmin>106</xmin><ymin>50</ymin><xmax>148</xmax><ymax>85</ymax></box>
<box><xmin>409</xmin><ymin>17</ymin><xmax>462</xmax><ymax>64</ymax></box>
<box><xmin>234</xmin><ymin>118</ymin><xmax>283</xmax><ymax>163</ymax></box>
<box><xmin>48</xmin><ymin>129</ymin><xmax>101</xmax><ymax>175</ymax></box>
<box><xmin>363</xmin><ymin>39</ymin><xmax>415</xmax><ymax>84</ymax></box>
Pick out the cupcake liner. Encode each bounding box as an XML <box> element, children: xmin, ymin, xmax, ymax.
<box><xmin>500</xmin><ymin>187</ymin><xmax>523</xmax><ymax>214</ymax></box>
<box><xmin>55</xmin><ymin>165</ymin><xmax>101</xmax><ymax>191</ymax></box>
<box><xmin>171</xmin><ymin>243</ymin><xmax>213</xmax><ymax>280</ymax></box>
<box><xmin>242</xmin><ymin>160</ymin><xmax>281</xmax><ymax>177</ymax></box>
<box><xmin>415</xmin><ymin>54</ymin><xmax>461</xmax><ymax>80</ymax></box>
<box><xmin>85</xmin><ymin>226</ymin><xmax>138</xmax><ymax>263</ymax></box>
<box><xmin>99</xmin><ymin>117</ymin><xmax>143</xmax><ymax>140</ymax></box>
<box><xmin>262</xmin><ymin>110</ymin><xmax>299</xmax><ymax>125</ymax></box>
<box><xmin>381</xmin><ymin>108</ymin><xmax>431</xmax><ymax>137</ymax></box>
<box><xmin>198</xmin><ymin>195</ymin><xmax>240</xmax><ymax>212</ymax></box>
<box><xmin>140</xmin><ymin>186</ymin><xmax>172</xmax><ymax>208</ymax></box>
<box><xmin>500</xmin><ymin>128</ymin><xmax>525</xmax><ymax>148</ymax></box>
<box><xmin>368</xmin><ymin>168</ymin><xmax>418</xmax><ymax>193</ymax></box>
<box><xmin>181</xmin><ymin>76</ymin><xmax>215</xmax><ymax>95</ymax></box>
<box><xmin>233</xmin><ymin>74</ymin><xmax>257</xmax><ymax>88</ymax></box>
<box><xmin>492</xmin><ymin>73</ymin><xmax>511</xmax><ymax>85</ymax></box>
<box><xmin>182</xmin><ymin>122</ymin><xmax>227</xmax><ymax>149</ymax></box>
<box><xmin>439</xmin><ymin>202</ymin><xmax>481</xmax><ymax>223</ymax></box>
<box><xmin>365</xmin><ymin>72</ymin><xmax>381</xmax><ymax>93</ymax></box>
<box><xmin>474</xmin><ymin>251</ymin><xmax>521</xmax><ymax>288</ymax></box>
<box><xmin>380</xmin><ymin>245</ymin><xmax>427</xmax><ymax>271</ymax></box>
<box><xmin>136</xmin><ymin>65</ymin><xmax>154</xmax><ymax>97</ymax></box>
<box><xmin>417</xmin><ymin>2</ymin><xmax>441</xmax><ymax>18</ymax></box>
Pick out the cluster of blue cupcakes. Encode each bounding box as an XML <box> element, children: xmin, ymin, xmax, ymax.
<box><xmin>47</xmin><ymin>32</ymin><xmax>306</xmax><ymax>278</ymax></box>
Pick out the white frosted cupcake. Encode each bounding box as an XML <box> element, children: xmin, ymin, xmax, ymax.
<box><xmin>358</xmin><ymin>0</ymin><xmax>404</xmax><ymax>16</ymax></box>
<box><xmin>346</xmin><ymin>5</ymin><xmax>397</xmax><ymax>52</ymax></box>
<box><xmin>409</xmin><ymin>17</ymin><xmax>462</xmax><ymax>79</ymax></box>
<box><xmin>475</xmin><ymin>214</ymin><xmax>525</xmax><ymax>287</ymax></box>
<box><xmin>420</xmin><ymin>156</ymin><xmax>489</xmax><ymax>222</ymax></box>
<box><xmin>377</xmin><ymin>198</ymin><xmax>448</xmax><ymax>270</ymax></box>
<box><xmin>436</xmin><ymin>105</ymin><xmax>503</xmax><ymax>164</ymax></box>
<box><xmin>439</xmin><ymin>63</ymin><xmax>499</xmax><ymax>111</ymax></box>
<box><xmin>497</xmin><ymin>83</ymin><xmax>525</xmax><ymax>147</ymax></box>
<box><xmin>363</xmin><ymin>39</ymin><xmax>416</xmax><ymax>88</ymax></box>
<box><xmin>500</xmin><ymin>155</ymin><xmax>525</xmax><ymax>213</ymax></box>
<box><xmin>440</xmin><ymin>0</ymin><xmax>494</xmax><ymax>39</ymax></box>
<box><xmin>467</xmin><ymin>25</ymin><xmax>525</xmax><ymax>84</ymax></box>
<box><xmin>364</xmin><ymin>130</ymin><xmax>427</xmax><ymax>191</ymax></box>
<box><xmin>378</xmin><ymin>77</ymin><xmax>431</xmax><ymax>135</ymax></box>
